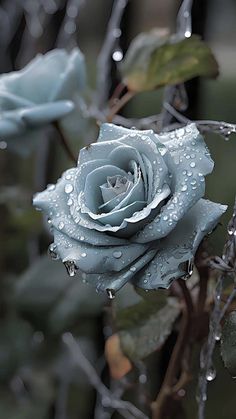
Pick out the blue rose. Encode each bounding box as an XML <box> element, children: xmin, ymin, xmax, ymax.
<box><xmin>33</xmin><ymin>123</ymin><xmax>227</xmax><ymax>296</ymax></box>
<box><xmin>0</xmin><ymin>48</ymin><xmax>86</xmax><ymax>154</ymax></box>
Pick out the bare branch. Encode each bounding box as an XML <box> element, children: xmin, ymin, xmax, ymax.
<box><xmin>62</xmin><ymin>333</ymin><xmax>149</xmax><ymax>419</ymax></box>
<box><xmin>96</xmin><ymin>0</ymin><xmax>129</xmax><ymax>109</ymax></box>
<box><xmin>197</xmin><ymin>198</ymin><xmax>236</xmax><ymax>419</ymax></box>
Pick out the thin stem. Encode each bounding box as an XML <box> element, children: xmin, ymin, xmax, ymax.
<box><xmin>96</xmin><ymin>0</ymin><xmax>129</xmax><ymax>109</ymax></box>
<box><xmin>53</xmin><ymin>121</ymin><xmax>77</xmax><ymax>165</ymax></box>
<box><xmin>63</xmin><ymin>333</ymin><xmax>148</xmax><ymax>419</ymax></box>
<box><xmin>152</xmin><ymin>279</ymin><xmax>193</xmax><ymax>419</ymax></box>
<box><xmin>107</xmin><ymin>91</ymin><xmax>135</xmax><ymax>122</ymax></box>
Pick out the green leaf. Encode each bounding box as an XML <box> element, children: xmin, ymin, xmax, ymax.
<box><xmin>121</xmin><ymin>31</ymin><xmax>219</xmax><ymax>92</ymax></box>
<box><xmin>15</xmin><ymin>255</ymin><xmax>105</xmax><ymax>333</ymax></box>
<box><xmin>114</xmin><ymin>290</ymin><xmax>180</xmax><ymax>361</ymax></box>
<box><xmin>0</xmin><ymin>315</ymin><xmax>32</xmax><ymax>382</ymax></box>
<box><xmin>221</xmin><ymin>311</ymin><xmax>236</xmax><ymax>376</ymax></box>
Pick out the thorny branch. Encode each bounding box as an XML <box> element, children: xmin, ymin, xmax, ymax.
<box><xmin>63</xmin><ymin>333</ymin><xmax>149</xmax><ymax>419</ymax></box>
<box><xmin>197</xmin><ymin>198</ymin><xmax>236</xmax><ymax>419</ymax></box>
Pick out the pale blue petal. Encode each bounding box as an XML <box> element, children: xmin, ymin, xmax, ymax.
<box><xmin>132</xmin><ymin>123</ymin><xmax>214</xmax><ymax>243</ymax></box>
<box><xmin>52</xmin><ymin>228</ymin><xmax>149</xmax><ymax>274</ymax></box>
<box><xmin>33</xmin><ymin>169</ymin><xmax>128</xmax><ymax>246</ymax></box>
<box><xmin>83</xmin><ymin>248</ymin><xmax>157</xmax><ymax>294</ymax></box>
<box><xmin>134</xmin><ymin>199</ymin><xmax>227</xmax><ymax>289</ymax></box>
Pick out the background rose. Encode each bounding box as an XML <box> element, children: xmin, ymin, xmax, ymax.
<box><xmin>33</xmin><ymin>123</ymin><xmax>227</xmax><ymax>296</ymax></box>
<box><xmin>0</xmin><ymin>48</ymin><xmax>86</xmax><ymax>154</ymax></box>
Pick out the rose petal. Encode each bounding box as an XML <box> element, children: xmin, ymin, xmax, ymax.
<box><xmin>133</xmin><ymin>199</ymin><xmax>227</xmax><ymax>289</ymax></box>
<box><xmin>33</xmin><ymin>169</ymin><xmax>129</xmax><ymax>246</ymax></box>
<box><xmin>82</xmin><ymin>165</ymin><xmax>128</xmax><ymax>213</ymax></box>
<box><xmin>83</xmin><ymin>248</ymin><xmax>157</xmax><ymax>294</ymax></box>
<box><xmin>132</xmin><ymin>123</ymin><xmax>214</xmax><ymax>243</ymax></box>
<box><xmin>52</xmin><ymin>228</ymin><xmax>149</xmax><ymax>274</ymax></box>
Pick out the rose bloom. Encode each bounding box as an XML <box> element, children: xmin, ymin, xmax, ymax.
<box><xmin>0</xmin><ymin>48</ymin><xmax>86</xmax><ymax>154</ymax></box>
<box><xmin>33</xmin><ymin>123</ymin><xmax>227</xmax><ymax>296</ymax></box>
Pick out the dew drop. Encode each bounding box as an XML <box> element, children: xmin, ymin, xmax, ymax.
<box><xmin>181</xmin><ymin>185</ymin><xmax>188</xmax><ymax>192</ymax></box>
<box><xmin>67</xmin><ymin>198</ymin><xmax>73</xmax><ymax>206</ymax></box>
<box><xmin>48</xmin><ymin>243</ymin><xmax>58</xmax><ymax>260</ymax></box>
<box><xmin>206</xmin><ymin>366</ymin><xmax>216</xmax><ymax>382</ymax></box>
<box><xmin>64</xmin><ymin>260</ymin><xmax>77</xmax><ymax>277</ymax></box>
<box><xmin>81</xmin><ymin>252</ymin><xmax>87</xmax><ymax>257</ymax></box>
<box><xmin>113</xmin><ymin>251</ymin><xmax>122</xmax><ymax>259</ymax></box>
<box><xmin>106</xmin><ymin>289</ymin><xmax>115</xmax><ymax>299</ymax></box>
<box><xmin>65</xmin><ymin>183</ymin><xmax>73</xmax><ymax>194</ymax></box>
<box><xmin>0</xmin><ymin>140</ymin><xmax>7</xmax><ymax>149</ymax></box>
<box><xmin>130</xmin><ymin>266</ymin><xmax>136</xmax><ymax>272</ymax></box>
<box><xmin>190</xmin><ymin>162</ymin><xmax>196</xmax><ymax>168</ymax></box>
<box><xmin>112</xmin><ymin>50</ymin><xmax>123</xmax><ymax>62</ymax></box>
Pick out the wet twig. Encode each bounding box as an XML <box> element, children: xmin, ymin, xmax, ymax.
<box><xmin>96</xmin><ymin>0</ymin><xmax>129</xmax><ymax>109</ymax></box>
<box><xmin>197</xmin><ymin>198</ymin><xmax>236</xmax><ymax>419</ymax></box>
<box><xmin>62</xmin><ymin>333</ymin><xmax>149</xmax><ymax>419</ymax></box>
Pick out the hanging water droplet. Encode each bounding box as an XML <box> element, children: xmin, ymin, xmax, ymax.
<box><xmin>112</xmin><ymin>50</ymin><xmax>123</xmax><ymax>62</ymax></box>
<box><xmin>65</xmin><ymin>183</ymin><xmax>73</xmax><ymax>194</ymax></box>
<box><xmin>0</xmin><ymin>140</ymin><xmax>7</xmax><ymax>150</ymax></box>
<box><xmin>48</xmin><ymin>243</ymin><xmax>58</xmax><ymax>260</ymax></box>
<box><xmin>64</xmin><ymin>260</ymin><xmax>77</xmax><ymax>277</ymax></box>
<box><xmin>113</xmin><ymin>251</ymin><xmax>122</xmax><ymax>259</ymax></box>
<box><xmin>206</xmin><ymin>366</ymin><xmax>216</xmax><ymax>382</ymax></box>
<box><xmin>214</xmin><ymin>327</ymin><xmax>222</xmax><ymax>342</ymax></box>
<box><xmin>106</xmin><ymin>289</ymin><xmax>115</xmax><ymax>299</ymax></box>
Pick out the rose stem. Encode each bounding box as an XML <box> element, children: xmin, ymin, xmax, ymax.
<box><xmin>53</xmin><ymin>121</ymin><xmax>77</xmax><ymax>165</ymax></box>
<box><xmin>107</xmin><ymin>90</ymin><xmax>135</xmax><ymax>122</ymax></box>
<box><xmin>151</xmin><ymin>279</ymin><xmax>194</xmax><ymax>419</ymax></box>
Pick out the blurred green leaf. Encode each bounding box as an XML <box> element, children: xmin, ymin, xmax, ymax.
<box><xmin>15</xmin><ymin>255</ymin><xmax>105</xmax><ymax>334</ymax></box>
<box><xmin>221</xmin><ymin>311</ymin><xmax>236</xmax><ymax>376</ymax></box>
<box><xmin>122</xmin><ymin>31</ymin><xmax>218</xmax><ymax>92</ymax></box>
<box><xmin>115</xmin><ymin>290</ymin><xmax>180</xmax><ymax>361</ymax></box>
<box><xmin>0</xmin><ymin>315</ymin><xmax>32</xmax><ymax>382</ymax></box>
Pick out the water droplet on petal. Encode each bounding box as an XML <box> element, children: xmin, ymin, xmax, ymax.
<box><xmin>181</xmin><ymin>185</ymin><xmax>188</xmax><ymax>192</ymax></box>
<box><xmin>65</xmin><ymin>183</ymin><xmax>73</xmax><ymax>194</ymax></box>
<box><xmin>48</xmin><ymin>243</ymin><xmax>58</xmax><ymax>260</ymax></box>
<box><xmin>190</xmin><ymin>162</ymin><xmax>196</xmax><ymax>168</ymax></box>
<box><xmin>67</xmin><ymin>198</ymin><xmax>73</xmax><ymax>206</ymax></box>
<box><xmin>130</xmin><ymin>266</ymin><xmax>136</xmax><ymax>272</ymax></box>
<box><xmin>113</xmin><ymin>251</ymin><xmax>122</xmax><ymax>259</ymax></box>
<box><xmin>81</xmin><ymin>252</ymin><xmax>87</xmax><ymax>257</ymax></box>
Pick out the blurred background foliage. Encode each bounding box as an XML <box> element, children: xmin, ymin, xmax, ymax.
<box><xmin>0</xmin><ymin>0</ymin><xmax>236</xmax><ymax>418</ymax></box>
